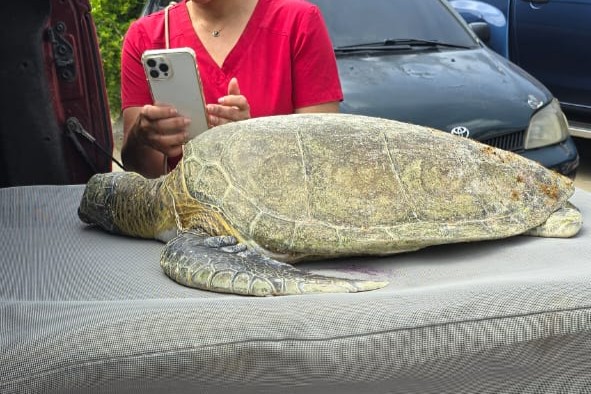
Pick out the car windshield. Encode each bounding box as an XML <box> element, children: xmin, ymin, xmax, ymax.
<box><xmin>310</xmin><ymin>0</ymin><xmax>477</xmax><ymax>50</ymax></box>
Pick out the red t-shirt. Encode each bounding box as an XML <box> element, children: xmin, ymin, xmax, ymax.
<box><xmin>121</xmin><ymin>0</ymin><xmax>343</xmax><ymax>117</ymax></box>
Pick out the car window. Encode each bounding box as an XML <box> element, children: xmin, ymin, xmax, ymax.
<box><xmin>311</xmin><ymin>0</ymin><xmax>477</xmax><ymax>49</ymax></box>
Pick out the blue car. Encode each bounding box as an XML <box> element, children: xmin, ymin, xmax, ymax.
<box><xmin>451</xmin><ymin>0</ymin><xmax>591</xmax><ymax>139</ymax></box>
<box><xmin>143</xmin><ymin>0</ymin><xmax>579</xmax><ymax>177</ymax></box>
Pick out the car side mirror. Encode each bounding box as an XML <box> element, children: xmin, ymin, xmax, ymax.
<box><xmin>469</xmin><ymin>22</ymin><xmax>491</xmax><ymax>43</ymax></box>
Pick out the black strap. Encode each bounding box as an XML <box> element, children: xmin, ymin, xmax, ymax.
<box><xmin>65</xmin><ymin>117</ymin><xmax>126</xmax><ymax>172</ymax></box>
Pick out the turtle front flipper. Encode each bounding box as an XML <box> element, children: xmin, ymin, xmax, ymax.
<box><xmin>160</xmin><ymin>231</ymin><xmax>388</xmax><ymax>296</ymax></box>
<box><xmin>524</xmin><ymin>202</ymin><xmax>583</xmax><ymax>238</ymax></box>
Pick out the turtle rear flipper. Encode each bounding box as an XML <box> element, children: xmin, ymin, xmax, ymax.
<box><xmin>160</xmin><ymin>232</ymin><xmax>388</xmax><ymax>296</ymax></box>
<box><xmin>524</xmin><ymin>202</ymin><xmax>583</xmax><ymax>238</ymax></box>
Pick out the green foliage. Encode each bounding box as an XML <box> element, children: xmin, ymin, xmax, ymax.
<box><xmin>90</xmin><ymin>0</ymin><xmax>145</xmax><ymax>118</ymax></box>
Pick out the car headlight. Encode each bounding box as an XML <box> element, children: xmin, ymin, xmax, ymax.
<box><xmin>524</xmin><ymin>99</ymin><xmax>569</xmax><ymax>150</ymax></box>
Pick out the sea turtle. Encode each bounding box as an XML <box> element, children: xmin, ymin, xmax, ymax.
<box><xmin>79</xmin><ymin>114</ymin><xmax>582</xmax><ymax>296</ymax></box>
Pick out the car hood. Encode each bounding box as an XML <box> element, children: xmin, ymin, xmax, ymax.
<box><xmin>337</xmin><ymin>47</ymin><xmax>552</xmax><ymax>140</ymax></box>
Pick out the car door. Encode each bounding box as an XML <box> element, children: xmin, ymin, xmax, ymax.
<box><xmin>511</xmin><ymin>0</ymin><xmax>591</xmax><ymax>114</ymax></box>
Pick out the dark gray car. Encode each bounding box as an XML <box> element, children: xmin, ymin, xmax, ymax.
<box><xmin>451</xmin><ymin>0</ymin><xmax>591</xmax><ymax>139</ymax></box>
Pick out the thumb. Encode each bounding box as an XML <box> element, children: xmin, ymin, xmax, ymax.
<box><xmin>227</xmin><ymin>77</ymin><xmax>240</xmax><ymax>96</ymax></box>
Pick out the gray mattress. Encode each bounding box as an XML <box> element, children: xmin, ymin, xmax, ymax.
<box><xmin>1</xmin><ymin>185</ymin><xmax>590</xmax><ymax>393</ymax></box>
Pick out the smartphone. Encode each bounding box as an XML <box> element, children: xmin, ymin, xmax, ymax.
<box><xmin>141</xmin><ymin>48</ymin><xmax>209</xmax><ymax>140</ymax></box>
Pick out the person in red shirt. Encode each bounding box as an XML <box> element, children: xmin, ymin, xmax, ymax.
<box><xmin>121</xmin><ymin>0</ymin><xmax>343</xmax><ymax>178</ymax></box>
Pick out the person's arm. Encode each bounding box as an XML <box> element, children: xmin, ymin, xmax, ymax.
<box><xmin>291</xmin><ymin>6</ymin><xmax>343</xmax><ymax>114</ymax></box>
<box><xmin>121</xmin><ymin>104</ymin><xmax>190</xmax><ymax>178</ymax></box>
<box><xmin>120</xmin><ymin>17</ymin><xmax>193</xmax><ymax>178</ymax></box>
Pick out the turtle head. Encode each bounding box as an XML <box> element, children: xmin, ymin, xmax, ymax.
<box><xmin>78</xmin><ymin>172</ymin><xmax>125</xmax><ymax>233</ymax></box>
<box><xmin>79</xmin><ymin>171</ymin><xmax>175</xmax><ymax>239</ymax></box>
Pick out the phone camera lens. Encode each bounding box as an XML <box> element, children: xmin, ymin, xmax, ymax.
<box><xmin>146</xmin><ymin>59</ymin><xmax>157</xmax><ymax>68</ymax></box>
<box><xmin>149</xmin><ymin>70</ymin><xmax>160</xmax><ymax>78</ymax></box>
<box><xmin>159</xmin><ymin>63</ymin><xmax>169</xmax><ymax>73</ymax></box>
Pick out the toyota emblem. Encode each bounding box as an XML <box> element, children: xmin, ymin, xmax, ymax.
<box><xmin>450</xmin><ymin>126</ymin><xmax>470</xmax><ymax>138</ymax></box>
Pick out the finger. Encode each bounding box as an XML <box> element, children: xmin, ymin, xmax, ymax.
<box><xmin>164</xmin><ymin>144</ymin><xmax>184</xmax><ymax>158</ymax></box>
<box><xmin>227</xmin><ymin>77</ymin><xmax>240</xmax><ymax>96</ymax></box>
<box><xmin>138</xmin><ymin>113</ymin><xmax>189</xmax><ymax>153</ymax></box>
<box><xmin>217</xmin><ymin>94</ymin><xmax>249</xmax><ymax>110</ymax></box>
<box><xmin>154</xmin><ymin>116</ymin><xmax>192</xmax><ymax>136</ymax></box>
<box><xmin>145</xmin><ymin>130</ymin><xmax>187</xmax><ymax>156</ymax></box>
<box><xmin>140</xmin><ymin>113</ymin><xmax>186</xmax><ymax>138</ymax></box>
<box><xmin>217</xmin><ymin>78</ymin><xmax>249</xmax><ymax>111</ymax></box>
<box><xmin>207</xmin><ymin>103</ymin><xmax>249</xmax><ymax>124</ymax></box>
<box><xmin>209</xmin><ymin>114</ymin><xmax>221</xmax><ymax>127</ymax></box>
<box><xmin>140</xmin><ymin>130</ymin><xmax>184</xmax><ymax>157</ymax></box>
<box><xmin>140</xmin><ymin>103</ymin><xmax>178</xmax><ymax>121</ymax></box>
<box><xmin>207</xmin><ymin>107</ymin><xmax>235</xmax><ymax>126</ymax></box>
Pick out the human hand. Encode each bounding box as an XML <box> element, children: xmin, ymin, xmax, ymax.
<box><xmin>207</xmin><ymin>77</ymin><xmax>251</xmax><ymax>126</ymax></box>
<box><xmin>134</xmin><ymin>102</ymin><xmax>191</xmax><ymax>158</ymax></box>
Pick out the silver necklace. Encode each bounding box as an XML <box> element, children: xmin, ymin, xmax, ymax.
<box><xmin>201</xmin><ymin>23</ymin><xmax>224</xmax><ymax>38</ymax></box>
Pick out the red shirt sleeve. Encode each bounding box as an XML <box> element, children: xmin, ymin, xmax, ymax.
<box><xmin>291</xmin><ymin>5</ymin><xmax>343</xmax><ymax>109</ymax></box>
<box><xmin>120</xmin><ymin>16</ymin><xmax>166</xmax><ymax>110</ymax></box>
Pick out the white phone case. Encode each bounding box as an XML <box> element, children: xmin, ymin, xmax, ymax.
<box><xmin>141</xmin><ymin>48</ymin><xmax>209</xmax><ymax>140</ymax></box>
